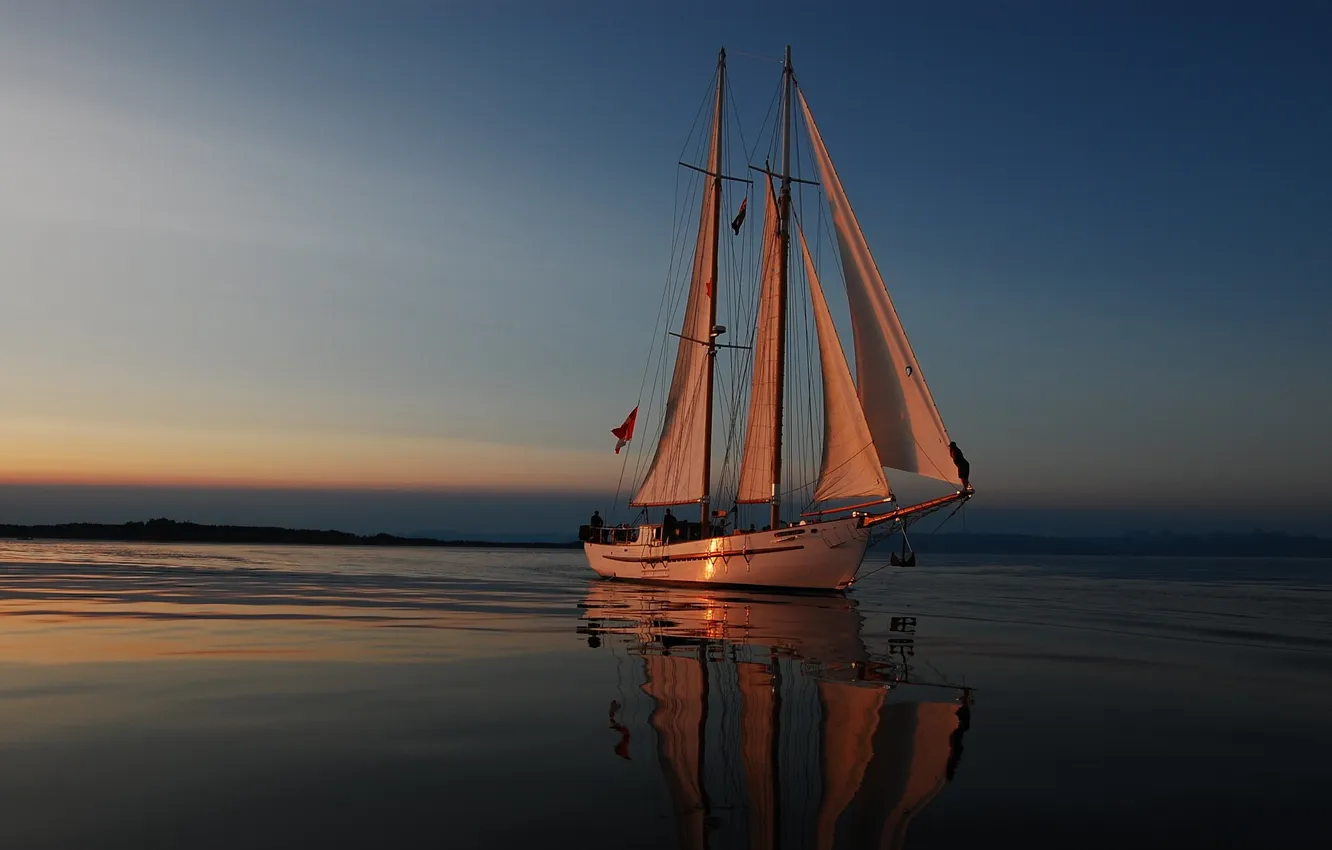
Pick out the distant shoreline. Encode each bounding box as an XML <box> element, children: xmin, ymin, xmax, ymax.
<box><xmin>0</xmin><ymin>518</ymin><xmax>581</xmax><ymax>549</ymax></box>
<box><xmin>0</xmin><ymin>518</ymin><xmax>1329</xmax><ymax>558</ymax></box>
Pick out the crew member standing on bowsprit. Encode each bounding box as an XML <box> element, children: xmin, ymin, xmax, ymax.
<box><xmin>949</xmin><ymin>442</ymin><xmax>971</xmax><ymax>492</ymax></box>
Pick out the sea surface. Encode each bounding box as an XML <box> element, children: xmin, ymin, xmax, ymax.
<box><xmin>0</xmin><ymin>541</ymin><xmax>1327</xmax><ymax>849</ymax></box>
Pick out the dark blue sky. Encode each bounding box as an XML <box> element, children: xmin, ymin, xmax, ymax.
<box><xmin>0</xmin><ymin>1</ymin><xmax>1327</xmax><ymax>532</ymax></box>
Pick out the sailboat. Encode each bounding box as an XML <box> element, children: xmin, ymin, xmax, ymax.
<box><xmin>583</xmin><ymin>47</ymin><xmax>971</xmax><ymax>591</ymax></box>
<box><xmin>579</xmin><ymin>580</ymin><xmax>973</xmax><ymax>848</ymax></box>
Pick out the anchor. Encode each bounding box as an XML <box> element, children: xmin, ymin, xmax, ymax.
<box><xmin>889</xmin><ymin>532</ymin><xmax>916</xmax><ymax>567</ymax></box>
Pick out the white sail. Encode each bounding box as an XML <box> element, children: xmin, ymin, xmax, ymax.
<box><xmin>736</xmin><ymin>178</ymin><xmax>783</xmax><ymax>504</ymax></box>
<box><xmin>800</xmin><ymin>225</ymin><xmax>892</xmax><ymax>502</ymax></box>
<box><xmin>798</xmin><ymin>90</ymin><xmax>959</xmax><ymax>485</ymax></box>
<box><xmin>632</xmin><ymin>78</ymin><xmax>723</xmax><ymax>507</ymax></box>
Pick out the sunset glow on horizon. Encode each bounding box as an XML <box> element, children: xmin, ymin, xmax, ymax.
<box><xmin>0</xmin><ymin>417</ymin><xmax>620</xmax><ymax>492</ymax></box>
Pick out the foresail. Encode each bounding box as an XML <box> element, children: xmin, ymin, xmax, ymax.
<box><xmin>798</xmin><ymin>90</ymin><xmax>959</xmax><ymax>485</ymax></box>
<box><xmin>800</xmin><ymin>225</ymin><xmax>891</xmax><ymax>502</ymax></box>
<box><xmin>632</xmin><ymin>79</ymin><xmax>723</xmax><ymax>507</ymax></box>
<box><xmin>736</xmin><ymin>178</ymin><xmax>782</xmax><ymax>504</ymax></box>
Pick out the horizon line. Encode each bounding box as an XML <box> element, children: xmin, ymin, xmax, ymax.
<box><xmin>0</xmin><ymin>478</ymin><xmax>1324</xmax><ymax>515</ymax></box>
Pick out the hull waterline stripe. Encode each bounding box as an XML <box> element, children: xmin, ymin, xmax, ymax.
<box><xmin>595</xmin><ymin>543</ymin><xmax>805</xmax><ymax>564</ymax></box>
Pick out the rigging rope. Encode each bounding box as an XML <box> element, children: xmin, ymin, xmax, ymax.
<box><xmin>729</xmin><ymin>49</ymin><xmax>784</xmax><ymax>66</ymax></box>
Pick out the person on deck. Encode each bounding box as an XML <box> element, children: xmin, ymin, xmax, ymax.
<box><xmin>662</xmin><ymin>508</ymin><xmax>677</xmax><ymax>542</ymax></box>
<box><xmin>949</xmin><ymin>441</ymin><xmax>971</xmax><ymax>491</ymax></box>
<box><xmin>589</xmin><ymin>510</ymin><xmax>604</xmax><ymax>543</ymax></box>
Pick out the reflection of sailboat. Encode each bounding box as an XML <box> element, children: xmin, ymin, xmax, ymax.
<box><xmin>579</xmin><ymin>581</ymin><xmax>972</xmax><ymax>849</ymax></box>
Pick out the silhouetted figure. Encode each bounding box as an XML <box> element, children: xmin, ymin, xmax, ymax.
<box><xmin>748</xmin><ymin>524</ymin><xmax>756</xmax><ymax>534</ymax></box>
<box><xmin>590</xmin><ymin>510</ymin><xmax>603</xmax><ymax>529</ymax></box>
<box><xmin>949</xmin><ymin>441</ymin><xmax>971</xmax><ymax>491</ymax></box>
<box><xmin>662</xmin><ymin>508</ymin><xmax>678</xmax><ymax>541</ymax></box>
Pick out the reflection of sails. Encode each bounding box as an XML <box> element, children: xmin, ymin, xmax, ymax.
<box><xmin>580</xmin><ymin>582</ymin><xmax>972</xmax><ymax>849</ymax></box>
<box><xmin>643</xmin><ymin>652</ymin><xmax>710</xmax><ymax>849</ymax></box>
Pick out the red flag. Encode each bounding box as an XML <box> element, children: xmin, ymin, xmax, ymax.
<box><xmin>612</xmin><ymin>406</ymin><xmax>637</xmax><ymax>454</ymax></box>
<box><xmin>730</xmin><ymin>196</ymin><xmax>747</xmax><ymax>234</ymax></box>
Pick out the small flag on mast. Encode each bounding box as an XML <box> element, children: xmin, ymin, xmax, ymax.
<box><xmin>730</xmin><ymin>197</ymin><xmax>747</xmax><ymax>234</ymax></box>
<box><xmin>612</xmin><ymin>406</ymin><xmax>638</xmax><ymax>454</ymax></box>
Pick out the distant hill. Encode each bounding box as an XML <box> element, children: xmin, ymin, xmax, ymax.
<box><xmin>912</xmin><ymin>531</ymin><xmax>1332</xmax><ymax>558</ymax></box>
<box><xmin>0</xmin><ymin>519</ymin><xmax>1327</xmax><ymax>558</ymax></box>
<box><xmin>0</xmin><ymin>518</ymin><xmax>579</xmax><ymax>548</ymax></box>
<box><xmin>408</xmin><ymin>529</ymin><xmax>572</xmax><ymax>544</ymax></box>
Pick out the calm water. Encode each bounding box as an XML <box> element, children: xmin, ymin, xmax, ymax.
<box><xmin>0</xmin><ymin>542</ymin><xmax>1327</xmax><ymax>849</ymax></box>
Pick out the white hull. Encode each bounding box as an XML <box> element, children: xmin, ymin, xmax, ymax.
<box><xmin>583</xmin><ymin>515</ymin><xmax>871</xmax><ymax>591</ymax></box>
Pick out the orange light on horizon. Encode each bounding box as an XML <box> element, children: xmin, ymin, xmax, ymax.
<box><xmin>0</xmin><ymin>416</ymin><xmax>621</xmax><ymax>492</ymax></box>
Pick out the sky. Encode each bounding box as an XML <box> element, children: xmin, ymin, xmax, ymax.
<box><xmin>0</xmin><ymin>1</ymin><xmax>1328</xmax><ymax>535</ymax></box>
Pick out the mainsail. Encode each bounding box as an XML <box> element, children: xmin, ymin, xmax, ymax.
<box><xmin>736</xmin><ymin>178</ymin><xmax>783</xmax><ymax>503</ymax></box>
<box><xmin>799</xmin><ymin>90</ymin><xmax>959</xmax><ymax>485</ymax></box>
<box><xmin>632</xmin><ymin>66</ymin><xmax>724</xmax><ymax>507</ymax></box>
<box><xmin>800</xmin><ymin>224</ymin><xmax>892</xmax><ymax>502</ymax></box>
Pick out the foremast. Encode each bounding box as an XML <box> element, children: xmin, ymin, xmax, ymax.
<box><xmin>770</xmin><ymin>45</ymin><xmax>794</xmax><ymax>531</ymax></box>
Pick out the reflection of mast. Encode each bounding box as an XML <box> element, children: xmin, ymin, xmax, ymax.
<box><xmin>738</xmin><ymin>661</ymin><xmax>775</xmax><ymax>850</ymax></box>
<box><xmin>771</xmin><ymin>658</ymin><xmax>782</xmax><ymax>850</ymax></box>
<box><xmin>642</xmin><ymin>649</ymin><xmax>710</xmax><ymax>850</ymax></box>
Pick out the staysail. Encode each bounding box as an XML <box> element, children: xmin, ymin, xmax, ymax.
<box><xmin>798</xmin><ymin>90</ymin><xmax>959</xmax><ymax>485</ymax></box>
<box><xmin>800</xmin><ymin>224</ymin><xmax>892</xmax><ymax>502</ymax></box>
<box><xmin>632</xmin><ymin>67</ymin><xmax>723</xmax><ymax>507</ymax></box>
<box><xmin>736</xmin><ymin>178</ymin><xmax>783</xmax><ymax>503</ymax></box>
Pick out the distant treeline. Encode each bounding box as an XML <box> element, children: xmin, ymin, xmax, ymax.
<box><xmin>0</xmin><ymin>518</ymin><xmax>580</xmax><ymax>549</ymax></box>
<box><xmin>911</xmin><ymin>531</ymin><xmax>1332</xmax><ymax>559</ymax></box>
<box><xmin>0</xmin><ymin>518</ymin><xmax>1327</xmax><ymax>558</ymax></box>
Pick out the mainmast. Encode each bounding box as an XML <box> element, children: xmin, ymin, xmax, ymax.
<box><xmin>770</xmin><ymin>45</ymin><xmax>793</xmax><ymax>531</ymax></box>
<box><xmin>700</xmin><ymin>48</ymin><xmax>725</xmax><ymax>531</ymax></box>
